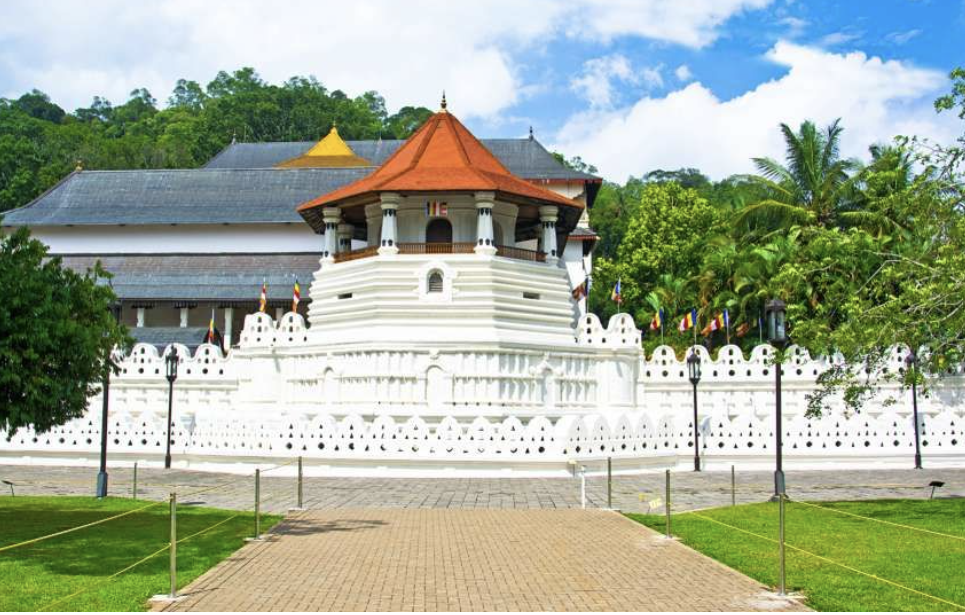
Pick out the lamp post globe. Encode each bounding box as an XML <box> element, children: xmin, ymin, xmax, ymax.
<box><xmin>687</xmin><ymin>349</ymin><xmax>702</xmax><ymax>472</ymax></box>
<box><xmin>164</xmin><ymin>347</ymin><xmax>179</xmax><ymax>470</ymax></box>
<box><xmin>905</xmin><ymin>351</ymin><xmax>923</xmax><ymax>470</ymax></box>
<box><xmin>96</xmin><ymin>301</ymin><xmax>123</xmax><ymax>499</ymax></box>
<box><xmin>765</xmin><ymin>298</ymin><xmax>787</xmax><ymax>500</ymax></box>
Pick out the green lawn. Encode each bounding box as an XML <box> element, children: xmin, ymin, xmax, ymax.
<box><xmin>628</xmin><ymin>499</ymin><xmax>965</xmax><ymax>612</ymax></box>
<box><xmin>0</xmin><ymin>496</ymin><xmax>282</xmax><ymax>612</ymax></box>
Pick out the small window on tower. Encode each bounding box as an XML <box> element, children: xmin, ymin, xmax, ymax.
<box><xmin>427</xmin><ymin>271</ymin><xmax>444</xmax><ymax>293</ymax></box>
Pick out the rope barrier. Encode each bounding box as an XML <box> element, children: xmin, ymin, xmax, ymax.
<box><xmin>0</xmin><ymin>500</ymin><xmax>164</xmax><ymax>554</ymax></box>
<box><xmin>175</xmin><ymin>473</ymin><xmax>253</xmax><ymax>500</ymax></box>
<box><xmin>679</xmin><ymin>510</ymin><xmax>965</xmax><ymax>611</ymax></box>
<box><xmin>790</xmin><ymin>500</ymin><xmax>965</xmax><ymax>543</ymax></box>
<box><xmin>37</xmin><ymin>543</ymin><xmax>171</xmax><ymax>612</ymax></box>
<box><xmin>35</xmin><ymin>507</ymin><xmax>254</xmax><ymax>611</ymax></box>
<box><xmin>259</xmin><ymin>458</ymin><xmax>299</xmax><ymax>474</ymax></box>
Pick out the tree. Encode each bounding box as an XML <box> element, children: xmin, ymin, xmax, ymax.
<box><xmin>0</xmin><ymin>226</ymin><xmax>130</xmax><ymax>434</ymax></box>
<box><xmin>14</xmin><ymin>90</ymin><xmax>65</xmax><ymax>124</ymax></box>
<box><xmin>738</xmin><ymin>120</ymin><xmax>858</xmax><ymax>236</ymax></box>
<box><xmin>589</xmin><ymin>182</ymin><xmax>722</xmax><ymax>331</ymax></box>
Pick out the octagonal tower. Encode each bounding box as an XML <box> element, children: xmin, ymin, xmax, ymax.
<box><xmin>296</xmin><ymin>103</ymin><xmax>588</xmax><ymax>350</ymax></box>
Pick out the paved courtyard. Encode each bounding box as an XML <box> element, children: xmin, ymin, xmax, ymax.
<box><xmin>1</xmin><ymin>463</ymin><xmax>962</xmax><ymax>513</ymax></box>
<box><xmin>153</xmin><ymin>508</ymin><xmax>807</xmax><ymax>612</ymax></box>
<box><xmin>4</xmin><ymin>462</ymin><xmax>962</xmax><ymax>611</ymax></box>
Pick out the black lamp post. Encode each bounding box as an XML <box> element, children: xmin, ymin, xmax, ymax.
<box><xmin>687</xmin><ymin>350</ymin><xmax>702</xmax><ymax>471</ymax></box>
<box><xmin>765</xmin><ymin>298</ymin><xmax>788</xmax><ymax>500</ymax></box>
<box><xmin>905</xmin><ymin>351</ymin><xmax>923</xmax><ymax>470</ymax></box>
<box><xmin>164</xmin><ymin>347</ymin><xmax>179</xmax><ymax>470</ymax></box>
<box><xmin>96</xmin><ymin>301</ymin><xmax>123</xmax><ymax>499</ymax></box>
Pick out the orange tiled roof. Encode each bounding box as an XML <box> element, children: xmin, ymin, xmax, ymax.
<box><xmin>296</xmin><ymin>111</ymin><xmax>582</xmax><ymax>212</ymax></box>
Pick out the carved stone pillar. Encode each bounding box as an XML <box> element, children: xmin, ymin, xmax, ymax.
<box><xmin>539</xmin><ymin>205</ymin><xmax>559</xmax><ymax>264</ymax></box>
<box><xmin>321</xmin><ymin>207</ymin><xmax>341</xmax><ymax>260</ymax></box>
<box><xmin>337</xmin><ymin>223</ymin><xmax>354</xmax><ymax>253</ymax></box>
<box><xmin>378</xmin><ymin>192</ymin><xmax>400</xmax><ymax>255</ymax></box>
<box><xmin>474</xmin><ymin>191</ymin><xmax>497</xmax><ymax>255</ymax></box>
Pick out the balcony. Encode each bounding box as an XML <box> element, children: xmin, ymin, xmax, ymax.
<box><xmin>333</xmin><ymin>243</ymin><xmax>546</xmax><ymax>264</ymax></box>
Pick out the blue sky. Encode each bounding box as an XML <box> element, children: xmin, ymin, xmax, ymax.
<box><xmin>0</xmin><ymin>0</ymin><xmax>961</xmax><ymax>181</ymax></box>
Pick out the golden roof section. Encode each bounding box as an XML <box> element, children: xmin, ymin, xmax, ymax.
<box><xmin>275</xmin><ymin>126</ymin><xmax>372</xmax><ymax>168</ymax></box>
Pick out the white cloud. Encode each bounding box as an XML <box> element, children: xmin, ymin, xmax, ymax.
<box><xmin>641</xmin><ymin>66</ymin><xmax>664</xmax><ymax>89</ymax></box>
<box><xmin>571</xmin><ymin>54</ymin><xmax>637</xmax><ymax>109</ymax></box>
<box><xmin>818</xmin><ymin>31</ymin><xmax>862</xmax><ymax>47</ymax></box>
<box><xmin>0</xmin><ymin>0</ymin><xmax>772</xmax><ymax>118</ymax></box>
<box><xmin>777</xmin><ymin>16</ymin><xmax>808</xmax><ymax>38</ymax></box>
<box><xmin>551</xmin><ymin>42</ymin><xmax>956</xmax><ymax>181</ymax></box>
<box><xmin>571</xmin><ymin>55</ymin><xmax>666</xmax><ymax>109</ymax></box>
<box><xmin>885</xmin><ymin>29</ymin><xmax>923</xmax><ymax>45</ymax></box>
<box><xmin>569</xmin><ymin>0</ymin><xmax>773</xmax><ymax>47</ymax></box>
<box><xmin>674</xmin><ymin>64</ymin><xmax>693</xmax><ymax>82</ymax></box>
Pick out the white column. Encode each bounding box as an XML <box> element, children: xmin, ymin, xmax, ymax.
<box><xmin>378</xmin><ymin>192</ymin><xmax>400</xmax><ymax>255</ymax></box>
<box><xmin>136</xmin><ymin>307</ymin><xmax>145</xmax><ymax>328</ymax></box>
<box><xmin>539</xmin><ymin>205</ymin><xmax>559</xmax><ymax>265</ymax></box>
<box><xmin>474</xmin><ymin>191</ymin><xmax>497</xmax><ymax>255</ymax></box>
<box><xmin>337</xmin><ymin>223</ymin><xmax>354</xmax><ymax>253</ymax></box>
<box><xmin>179</xmin><ymin>307</ymin><xmax>189</xmax><ymax>328</ymax></box>
<box><xmin>223</xmin><ymin>307</ymin><xmax>234</xmax><ymax>349</ymax></box>
<box><xmin>321</xmin><ymin>207</ymin><xmax>341</xmax><ymax>261</ymax></box>
<box><xmin>275</xmin><ymin>307</ymin><xmax>284</xmax><ymax>321</ymax></box>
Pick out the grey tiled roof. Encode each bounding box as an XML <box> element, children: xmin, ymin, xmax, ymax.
<box><xmin>2</xmin><ymin>168</ymin><xmax>371</xmax><ymax>227</ymax></box>
<box><xmin>130</xmin><ymin>326</ymin><xmax>209</xmax><ymax>350</ymax></box>
<box><xmin>60</xmin><ymin>253</ymin><xmax>318</xmax><ymax>301</ymax></box>
<box><xmin>205</xmin><ymin>138</ymin><xmax>600</xmax><ymax>181</ymax></box>
<box><xmin>569</xmin><ymin>226</ymin><xmax>599</xmax><ymax>239</ymax></box>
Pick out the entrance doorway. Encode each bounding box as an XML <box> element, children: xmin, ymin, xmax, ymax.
<box><xmin>426</xmin><ymin>219</ymin><xmax>453</xmax><ymax>244</ymax></box>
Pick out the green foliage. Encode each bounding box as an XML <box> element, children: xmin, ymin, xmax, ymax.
<box><xmin>590</xmin><ymin>183</ymin><xmax>722</xmax><ymax>338</ymax></box>
<box><xmin>629</xmin><ymin>498</ymin><xmax>965</xmax><ymax>612</ymax></box>
<box><xmin>0</xmin><ymin>67</ymin><xmax>433</xmax><ymax>213</ymax></box>
<box><xmin>0</xmin><ymin>496</ymin><xmax>281</xmax><ymax>611</ymax></box>
<box><xmin>0</xmin><ymin>227</ymin><xmax>131</xmax><ymax>434</ymax></box>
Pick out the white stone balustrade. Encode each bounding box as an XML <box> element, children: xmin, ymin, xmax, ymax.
<box><xmin>1</xmin><ymin>312</ymin><xmax>963</xmax><ymax>475</ymax></box>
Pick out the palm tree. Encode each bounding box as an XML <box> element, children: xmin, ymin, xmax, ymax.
<box><xmin>737</xmin><ymin>120</ymin><xmax>858</xmax><ymax>237</ymax></box>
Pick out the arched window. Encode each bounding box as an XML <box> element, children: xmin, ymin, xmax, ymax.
<box><xmin>425</xmin><ymin>219</ymin><xmax>452</xmax><ymax>244</ymax></box>
<box><xmin>427</xmin><ymin>271</ymin><xmax>444</xmax><ymax>293</ymax></box>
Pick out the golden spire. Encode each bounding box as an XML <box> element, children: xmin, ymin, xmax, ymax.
<box><xmin>274</xmin><ymin>123</ymin><xmax>371</xmax><ymax>168</ymax></box>
<box><xmin>440</xmin><ymin>91</ymin><xmax>447</xmax><ymax>112</ymax></box>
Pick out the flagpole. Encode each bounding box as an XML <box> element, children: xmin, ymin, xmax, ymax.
<box><xmin>660</xmin><ymin>311</ymin><xmax>664</xmax><ymax>345</ymax></box>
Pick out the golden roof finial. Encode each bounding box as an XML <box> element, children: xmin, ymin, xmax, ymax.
<box><xmin>74</xmin><ymin>159</ymin><xmax>83</xmax><ymax>172</ymax></box>
<box><xmin>440</xmin><ymin>90</ymin><xmax>447</xmax><ymax>112</ymax></box>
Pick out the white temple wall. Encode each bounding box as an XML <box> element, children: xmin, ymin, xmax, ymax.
<box><xmin>3</xmin><ymin>311</ymin><xmax>962</xmax><ymax>476</ymax></box>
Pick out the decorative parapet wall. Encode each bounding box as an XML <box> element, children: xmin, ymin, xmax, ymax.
<box><xmin>1</xmin><ymin>313</ymin><xmax>963</xmax><ymax>475</ymax></box>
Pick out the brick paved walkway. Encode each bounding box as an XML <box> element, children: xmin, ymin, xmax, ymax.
<box><xmin>2</xmin><ymin>464</ymin><xmax>962</xmax><ymax>513</ymax></box>
<box><xmin>154</xmin><ymin>509</ymin><xmax>807</xmax><ymax>612</ymax></box>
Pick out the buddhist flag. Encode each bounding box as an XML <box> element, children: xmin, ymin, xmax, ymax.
<box><xmin>678</xmin><ymin>309</ymin><xmax>697</xmax><ymax>333</ymax></box>
<box><xmin>649</xmin><ymin>310</ymin><xmax>662</xmax><ymax>331</ymax></box>
<box><xmin>292</xmin><ymin>278</ymin><xmax>301</xmax><ymax>313</ymax></box>
<box><xmin>259</xmin><ymin>280</ymin><xmax>267</xmax><ymax>313</ymax></box>
<box><xmin>701</xmin><ymin>310</ymin><xmax>730</xmax><ymax>336</ymax></box>
<box><xmin>426</xmin><ymin>201</ymin><xmax>448</xmax><ymax>217</ymax></box>
<box><xmin>611</xmin><ymin>279</ymin><xmax>622</xmax><ymax>304</ymax></box>
<box><xmin>207</xmin><ymin>309</ymin><xmax>216</xmax><ymax>344</ymax></box>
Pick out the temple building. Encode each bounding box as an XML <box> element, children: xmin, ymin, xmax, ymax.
<box><xmin>2</xmin><ymin>112</ymin><xmax>600</xmax><ymax>351</ymax></box>
<box><xmin>2</xmin><ymin>101</ymin><xmax>961</xmax><ymax>476</ymax></box>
